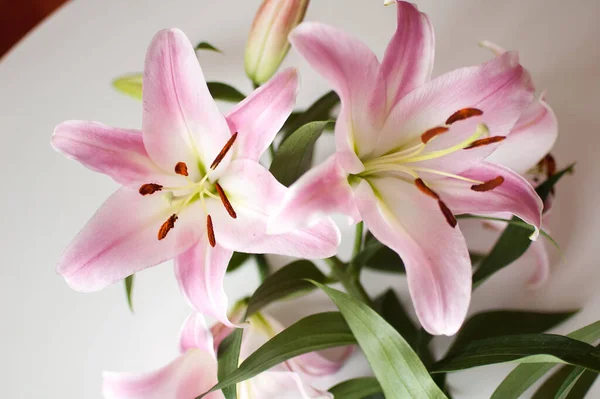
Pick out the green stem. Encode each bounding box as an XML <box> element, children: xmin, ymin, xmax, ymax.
<box><xmin>324</xmin><ymin>256</ymin><xmax>373</xmax><ymax>307</ymax></box>
<box><xmin>352</xmin><ymin>222</ymin><xmax>364</xmax><ymax>258</ymax></box>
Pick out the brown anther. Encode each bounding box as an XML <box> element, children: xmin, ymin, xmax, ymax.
<box><xmin>421</xmin><ymin>126</ymin><xmax>449</xmax><ymax>144</ymax></box>
<box><xmin>139</xmin><ymin>183</ymin><xmax>163</xmax><ymax>196</ymax></box>
<box><xmin>206</xmin><ymin>215</ymin><xmax>216</xmax><ymax>247</ymax></box>
<box><xmin>174</xmin><ymin>162</ymin><xmax>189</xmax><ymax>176</ymax></box>
<box><xmin>210</xmin><ymin>132</ymin><xmax>238</xmax><ymax>169</ymax></box>
<box><xmin>445</xmin><ymin>108</ymin><xmax>483</xmax><ymax>125</ymax></box>
<box><xmin>414</xmin><ymin>178</ymin><xmax>440</xmax><ymax>200</ymax></box>
<box><xmin>543</xmin><ymin>154</ymin><xmax>557</xmax><ymax>178</ymax></box>
<box><xmin>471</xmin><ymin>176</ymin><xmax>505</xmax><ymax>192</ymax></box>
<box><xmin>158</xmin><ymin>214</ymin><xmax>178</xmax><ymax>240</ymax></box>
<box><xmin>438</xmin><ymin>200</ymin><xmax>457</xmax><ymax>228</ymax></box>
<box><xmin>215</xmin><ymin>183</ymin><xmax>237</xmax><ymax>219</ymax></box>
<box><xmin>464</xmin><ymin>136</ymin><xmax>506</xmax><ymax>149</ymax></box>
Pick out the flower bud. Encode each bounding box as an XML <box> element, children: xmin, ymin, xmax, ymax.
<box><xmin>245</xmin><ymin>0</ymin><xmax>309</xmax><ymax>85</ymax></box>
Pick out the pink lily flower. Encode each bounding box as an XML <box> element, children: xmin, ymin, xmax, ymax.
<box><xmin>103</xmin><ymin>311</ymin><xmax>344</xmax><ymax>399</ymax></box>
<box><xmin>51</xmin><ymin>28</ymin><xmax>339</xmax><ymax>326</ymax></box>
<box><xmin>269</xmin><ymin>1</ymin><xmax>543</xmax><ymax>335</ymax></box>
<box><xmin>483</xmin><ymin>41</ymin><xmax>559</xmax><ymax>288</ymax></box>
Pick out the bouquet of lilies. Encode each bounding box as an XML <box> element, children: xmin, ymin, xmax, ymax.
<box><xmin>51</xmin><ymin>1</ymin><xmax>597</xmax><ymax>398</ymax></box>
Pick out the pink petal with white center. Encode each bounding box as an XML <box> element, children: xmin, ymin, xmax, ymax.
<box><xmin>379</xmin><ymin>1</ymin><xmax>434</xmax><ymax>110</ymax></box>
<box><xmin>290</xmin><ymin>22</ymin><xmax>383</xmax><ymax>167</ymax></box>
<box><xmin>209</xmin><ymin>160</ymin><xmax>340</xmax><ymax>258</ymax></box>
<box><xmin>227</xmin><ymin>68</ymin><xmax>299</xmax><ymax>161</ymax></box>
<box><xmin>179</xmin><ymin>313</ymin><xmax>216</xmax><ymax>356</ymax></box>
<box><xmin>269</xmin><ymin>154</ymin><xmax>359</xmax><ymax>234</ymax></box>
<box><xmin>143</xmin><ymin>29</ymin><xmax>230</xmax><ymax>178</ymax></box>
<box><xmin>487</xmin><ymin>93</ymin><xmax>558</xmax><ymax>175</ymax></box>
<box><xmin>52</xmin><ymin>121</ymin><xmax>169</xmax><ymax>185</ymax></box>
<box><xmin>354</xmin><ymin>179</ymin><xmax>471</xmax><ymax>335</ymax></box>
<box><xmin>375</xmin><ymin>51</ymin><xmax>534</xmax><ymax>165</ymax></box>
<box><xmin>103</xmin><ymin>350</ymin><xmax>222</xmax><ymax>399</ymax></box>
<box><xmin>57</xmin><ymin>187</ymin><xmax>203</xmax><ymax>292</ymax></box>
<box><xmin>439</xmin><ymin>161</ymin><xmax>543</xmax><ymax>235</ymax></box>
<box><xmin>244</xmin><ymin>371</ymin><xmax>332</xmax><ymax>399</ymax></box>
<box><xmin>175</xmin><ymin>238</ymin><xmax>235</xmax><ymax>327</ymax></box>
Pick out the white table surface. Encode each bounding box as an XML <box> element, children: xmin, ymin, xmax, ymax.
<box><xmin>2</xmin><ymin>0</ymin><xmax>600</xmax><ymax>397</ymax></box>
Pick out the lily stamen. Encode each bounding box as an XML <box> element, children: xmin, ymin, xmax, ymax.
<box><xmin>438</xmin><ymin>200</ymin><xmax>457</xmax><ymax>228</ymax></box>
<box><xmin>215</xmin><ymin>183</ymin><xmax>237</xmax><ymax>219</ymax></box>
<box><xmin>139</xmin><ymin>183</ymin><xmax>163</xmax><ymax>195</ymax></box>
<box><xmin>471</xmin><ymin>176</ymin><xmax>505</xmax><ymax>192</ymax></box>
<box><xmin>206</xmin><ymin>215</ymin><xmax>216</xmax><ymax>247</ymax></box>
<box><xmin>464</xmin><ymin>136</ymin><xmax>505</xmax><ymax>149</ymax></box>
<box><xmin>414</xmin><ymin>178</ymin><xmax>440</xmax><ymax>200</ymax></box>
<box><xmin>421</xmin><ymin>126</ymin><xmax>449</xmax><ymax>144</ymax></box>
<box><xmin>174</xmin><ymin>162</ymin><xmax>189</xmax><ymax>176</ymax></box>
<box><xmin>158</xmin><ymin>214</ymin><xmax>178</xmax><ymax>240</ymax></box>
<box><xmin>445</xmin><ymin>107</ymin><xmax>483</xmax><ymax>125</ymax></box>
<box><xmin>211</xmin><ymin>132</ymin><xmax>238</xmax><ymax>169</ymax></box>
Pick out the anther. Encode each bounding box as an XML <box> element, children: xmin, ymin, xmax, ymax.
<box><xmin>421</xmin><ymin>127</ymin><xmax>449</xmax><ymax>144</ymax></box>
<box><xmin>175</xmin><ymin>162</ymin><xmax>189</xmax><ymax>176</ymax></box>
<box><xmin>542</xmin><ymin>154</ymin><xmax>556</xmax><ymax>178</ymax></box>
<box><xmin>438</xmin><ymin>200</ymin><xmax>457</xmax><ymax>228</ymax></box>
<box><xmin>445</xmin><ymin>108</ymin><xmax>483</xmax><ymax>125</ymax></box>
<box><xmin>471</xmin><ymin>176</ymin><xmax>504</xmax><ymax>192</ymax></box>
<box><xmin>210</xmin><ymin>132</ymin><xmax>238</xmax><ymax>169</ymax></box>
<box><xmin>415</xmin><ymin>178</ymin><xmax>440</xmax><ymax>200</ymax></box>
<box><xmin>158</xmin><ymin>214</ymin><xmax>178</xmax><ymax>240</ymax></box>
<box><xmin>464</xmin><ymin>136</ymin><xmax>505</xmax><ymax>149</ymax></box>
<box><xmin>215</xmin><ymin>183</ymin><xmax>237</xmax><ymax>219</ymax></box>
<box><xmin>207</xmin><ymin>215</ymin><xmax>216</xmax><ymax>247</ymax></box>
<box><xmin>139</xmin><ymin>183</ymin><xmax>163</xmax><ymax>196</ymax></box>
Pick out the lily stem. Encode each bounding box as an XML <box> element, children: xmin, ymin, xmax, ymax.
<box><xmin>325</xmin><ymin>256</ymin><xmax>373</xmax><ymax>307</ymax></box>
<box><xmin>352</xmin><ymin>222</ymin><xmax>364</xmax><ymax>258</ymax></box>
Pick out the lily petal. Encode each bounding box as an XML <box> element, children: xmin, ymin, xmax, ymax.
<box><xmin>290</xmin><ymin>22</ymin><xmax>382</xmax><ymax>170</ymax></box>
<box><xmin>57</xmin><ymin>187</ymin><xmax>202</xmax><ymax>292</ymax></box>
<box><xmin>244</xmin><ymin>371</ymin><xmax>332</xmax><ymax>399</ymax></box>
<box><xmin>527</xmin><ymin>238</ymin><xmax>550</xmax><ymax>289</ymax></box>
<box><xmin>269</xmin><ymin>154</ymin><xmax>359</xmax><ymax>234</ymax></box>
<box><xmin>487</xmin><ymin>93</ymin><xmax>558</xmax><ymax>175</ymax></box>
<box><xmin>289</xmin><ymin>347</ymin><xmax>353</xmax><ymax>377</ymax></box>
<box><xmin>103</xmin><ymin>350</ymin><xmax>222</xmax><ymax>399</ymax></box>
<box><xmin>354</xmin><ymin>179</ymin><xmax>471</xmax><ymax>335</ymax></box>
<box><xmin>179</xmin><ymin>313</ymin><xmax>216</xmax><ymax>356</ymax></box>
<box><xmin>175</xmin><ymin>238</ymin><xmax>235</xmax><ymax>327</ymax></box>
<box><xmin>379</xmin><ymin>1</ymin><xmax>434</xmax><ymax>110</ymax></box>
<box><xmin>51</xmin><ymin>121</ymin><xmax>168</xmax><ymax>185</ymax></box>
<box><xmin>143</xmin><ymin>29</ymin><xmax>230</xmax><ymax>177</ymax></box>
<box><xmin>210</xmin><ymin>160</ymin><xmax>340</xmax><ymax>258</ymax></box>
<box><xmin>226</xmin><ymin>68</ymin><xmax>299</xmax><ymax>161</ymax></box>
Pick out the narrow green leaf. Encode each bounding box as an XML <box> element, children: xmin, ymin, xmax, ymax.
<box><xmin>195</xmin><ymin>41</ymin><xmax>222</xmax><ymax>53</ymax></box>
<box><xmin>555</xmin><ymin>366</ymin><xmax>587</xmax><ymax>399</ymax></box>
<box><xmin>197</xmin><ymin>312</ymin><xmax>355</xmax><ymax>398</ymax></box>
<box><xmin>112</xmin><ymin>74</ymin><xmax>143</xmax><ymax>100</ymax></box>
<box><xmin>314</xmin><ymin>282</ymin><xmax>447</xmax><ymax>399</ymax></box>
<box><xmin>270</xmin><ymin>121</ymin><xmax>331</xmax><ymax>186</ymax></box>
<box><xmin>124</xmin><ymin>275</ymin><xmax>134</xmax><ymax>312</ymax></box>
<box><xmin>217</xmin><ymin>328</ymin><xmax>243</xmax><ymax>399</ymax></box>
<box><xmin>491</xmin><ymin>321</ymin><xmax>600</xmax><ymax>399</ymax></box>
<box><xmin>226</xmin><ymin>252</ymin><xmax>251</xmax><ymax>273</ymax></box>
<box><xmin>434</xmin><ymin>334</ymin><xmax>600</xmax><ymax>374</ymax></box>
<box><xmin>246</xmin><ymin>260</ymin><xmax>327</xmax><ymax>317</ymax></box>
<box><xmin>562</xmin><ymin>369</ymin><xmax>599</xmax><ymax>398</ymax></box>
<box><xmin>447</xmin><ymin>310</ymin><xmax>577</xmax><ymax>355</ymax></box>
<box><xmin>373</xmin><ymin>289</ymin><xmax>418</xmax><ymax>350</ymax></box>
<box><xmin>206</xmin><ymin>82</ymin><xmax>246</xmax><ymax>102</ymax></box>
<box><xmin>328</xmin><ymin>377</ymin><xmax>382</xmax><ymax>399</ymax></box>
<box><xmin>281</xmin><ymin>91</ymin><xmax>339</xmax><ymax>140</ymax></box>
<box><xmin>536</xmin><ymin>163</ymin><xmax>575</xmax><ymax>201</ymax></box>
<box><xmin>531</xmin><ymin>365</ymin><xmax>576</xmax><ymax>399</ymax></box>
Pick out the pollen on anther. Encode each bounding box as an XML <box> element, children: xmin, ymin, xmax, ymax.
<box><xmin>207</xmin><ymin>215</ymin><xmax>216</xmax><ymax>247</ymax></box>
<box><xmin>471</xmin><ymin>176</ymin><xmax>505</xmax><ymax>192</ymax></box>
<box><xmin>215</xmin><ymin>183</ymin><xmax>237</xmax><ymax>219</ymax></box>
<box><xmin>445</xmin><ymin>108</ymin><xmax>483</xmax><ymax>125</ymax></box>
<box><xmin>438</xmin><ymin>200</ymin><xmax>457</xmax><ymax>228</ymax></box>
<box><xmin>421</xmin><ymin>126</ymin><xmax>449</xmax><ymax>144</ymax></box>
<box><xmin>210</xmin><ymin>132</ymin><xmax>238</xmax><ymax>169</ymax></box>
<box><xmin>158</xmin><ymin>214</ymin><xmax>178</xmax><ymax>240</ymax></box>
<box><xmin>464</xmin><ymin>136</ymin><xmax>505</xmax><ymax>150</ymax></box>
<box><xmin>139</xmin><ymin>183</ymin><xmax>163</xmax><ymax>195</ymax></box>
<box><xmin>175</xmin><ymin>162</ymin><xmax>189</xmax><ymax>176</ymax></box>
<box><xmin>415</xmin><ymin>178</ymin><xmax>440</xmax><ymax>200</ymax></box>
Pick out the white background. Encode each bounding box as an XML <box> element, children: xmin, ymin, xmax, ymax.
<box><xmin>1</xmin><ymin>0</ymin><xmax>600</xmax><ymax>397</ymax></box>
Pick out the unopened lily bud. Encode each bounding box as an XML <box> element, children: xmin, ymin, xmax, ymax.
<box><xmin>245</xmin><ymin>0</ymin><xmax>309</xmax><ymax>85</ymax></box>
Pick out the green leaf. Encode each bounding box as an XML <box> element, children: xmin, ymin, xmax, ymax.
<box><xmin>536</xmin><ymin>163</ymin><xmax>575</xmax><ymax>201</ymax></box>
<box><xmin>226</xmin><ymin>252</ymin><xmax>251</xmax><ymax>273</ymax></box>
<box><xmin>373</xmin><ymin>289</ymin><xmax>418</xmax><ymax>350</ymax></box>
<box><xmin>354</xmin><ymin>236</ymin><xmax>406</xmax><ymax>274</ymax></box>
<box><xmin>314</xmin><ymin>282</ymin><xmax>447</xmax><ymax>399</ymax></box>
<box><xmin>447</xmin><ymin>310</ymin><xmax>577</xmax><ymax>355</ymax></box>
<box><xmin>246</xmin><ymin>260</ymin><xmax>327</xmax><ymax>317</ymax></box>
<box><xmin>555</xmin><ymin>366</ymin><xmax>588</xmax><ymax>399</ymax></box>
<box><xmin>112</xmin><ymin>74</ymin><xmax>143</xmax><ymax>100</ymax></box>
<box><xmin>281</xmin><ymin>91</ymin><xmax>339</xmax><ymax>140</ymax></box>
<box><xmin>195</xmin><ymin>41</ymin><xmax>222</xmax><ymax>53</ymax></box>
<box><xmin>206</xmin><ymin>82</ymin><xmax>246</xmax><ymax>103</ymax></box>
<box><xmin>531</xmin><ymin>365</ymin><xmax>577</xmax><ymax>399</ymax></box>
<box><xmin>197</xmin><ymin>312</ymin><xmax>356</xmax><ymax>398</ymax></box>
<box><xmin>434</xmin><ymin>334</ymin><xmax>600</xmax><ymax>374</ymax></box>
<box><xmin>124</xmin><ymin>275</ymin><xmax>134</xmax><ymax>312</ymax></box>
<box><xmin>270</xmin><ymin>121</ymin><xmax>331</xmax><ymax>186</ymax></box>
<box><xmin>217</xmin><ymin>328</ymin><xmax>243</xmax><ymax>399</ymax></box>
<box><xmin>328</xmin><ymin>377</ymin><xmax>382</xmax><ymax>399</ymax></box>
<box><xmin>491</xmin><ymin>321</ymin><xmax>600</xmax><ymax>399</ymax></box>
<box><xmin>561</xmin><ymin>369</ymin><xmax>599</xmax><ymax>398</ymax></box>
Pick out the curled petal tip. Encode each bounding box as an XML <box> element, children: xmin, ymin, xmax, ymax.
<box><xmin>478</xmin><ymin>40</ymin><xmax>506</xmax><ymax>56</ymax></box>
<box><xmin>384</xmin><ymin>0</ymin><xmax>396</xmax><ymax>6</ymax></box>
<box><xmin>529</xmin><ymin>226</ymin><xmax>540</xmax><ymax>241</ymax></box>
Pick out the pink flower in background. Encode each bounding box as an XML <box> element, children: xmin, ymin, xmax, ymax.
<box><xmin>269</xmin><ymin>1</ymin><xmax>543</xmax><ymax>335</ymax></box>
<box><xmin>103</xmin><ymin>311</ymin><xmax>346</xmax><ymax>399</ymax></box>
<box><xmin>51</xmin><ymin>28</ymin><xmax>339</xmax><ymax>326</ymax></box>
